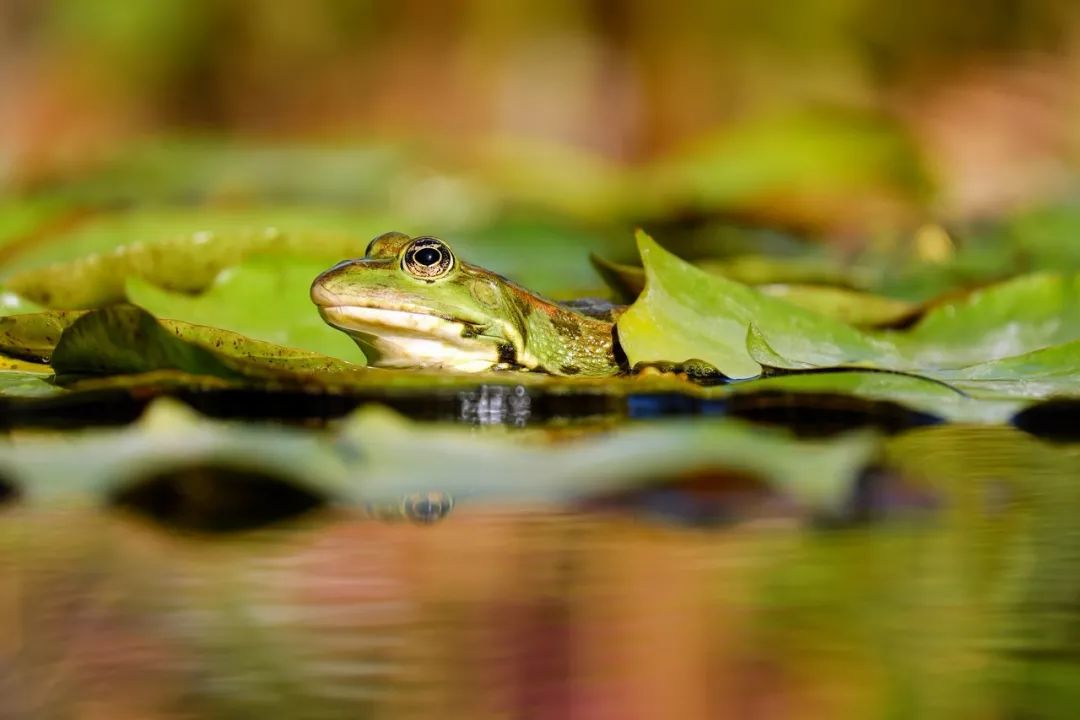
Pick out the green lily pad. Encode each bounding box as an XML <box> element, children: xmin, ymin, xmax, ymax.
<box><xmin>626</xmin><ymin>232</ymin><xmax>1080</xmax><ymax>400</ymax></box>
<box><xmin>1</xmin><ymin>208</ymin><xmax>407</xmax><ymax>308</ymax></box>
<box><xmin>50</xmin><ymin>305</ymin><xmax>365</xmax><ymax>382</ymax></box>
<box><xmin>757</xmin><ymin>284</ymin><xmax>918</xmax><ymax>327</ymax></box>
<box><xmin>888</xmin><ymin>273</ymin><xmax>1080</xmax><ymax>369</ymax></box>
<box><xmin>126</xmin><ymin>256</ymin><xmax>362</xmax><ymax>362</ymax></box>
<box><xmin>590</xmin><ymin>252</ymin><xmax>868</xmax><ymax>305</ymax></box>
<box><xmin>939</xmin><ymin>341</ymin><xmax>1080</xmax><ymax>401</ymax></box>
<box><xmin>51</xmin><ymin>306</ymin><xmax>245</xmax><ymax>380</ymax></box>
<box><xmin>727</xmin><ymin>368</ymin><xmax>1020</xmax><ymax>424</ymax></box>
<box><xmin>697</xmin><ymin>255</ymin><xmax>864</xmax><ymax>288</ymax></box>
<box><xmin>0</xmin><ymin>371</ymin><xmax>63</xmax><ymax>398</ymax></box>
<box><xmin>617</xmin><ymin>230</ymin><xmax>895</xmax><ymax>378</ymax></box>
<box><xmin>0</xmin><ymin>311</ymin><xmax>84</xmax><ymax>362</ymax></box>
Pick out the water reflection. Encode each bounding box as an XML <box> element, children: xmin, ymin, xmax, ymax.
<box><xmin>458</xmin><ymin>384</ymin><xmax>531</xmax><ymax>426</ymax></box>
<box><xmin>4</xmin><ymin>426</ymin><xmax>1080</xmax><ymax>718</ymax></box>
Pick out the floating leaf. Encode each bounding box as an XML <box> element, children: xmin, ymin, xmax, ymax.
<box><xmin>626</xmin><ymin>232</ymin><xmax>1080</xmax><ymax>401</ymax></box>
<box><xmin>49</xmin><ymin>305</ymin><xmax>370</xmax><ymax>383</ymax></box>
<box><xmin>939</xmin><ymin>341</ymin><xmax>1080</xmax><ymax>400</ymax></box>
<box><xmin>0</xmin><ymin>371</ymin><xmax>62</xmax><ymax>398</ymax></box>
<box><xmin>2</xmin><ymin>209</ymin><xmax>405</xmax><ymax>308</ymax></box>
<box><xmin>0</xmin><ymin>311</ymin><xmax>84</xmax><ymax>362</ymax></box>
<box><xmin>126</xmin><ymin>256</ymin><xmax>362</xmax><ymax>361</ymax></box>
<box><xmin>758</xmin><ymin>284</ymin><xmax>917</xmax><ymax>327</ymax></box>
<box><xmin>888</xmin><ymin>273</ymin><xmax>1080</xmax><ymax>368</ymax></box>
<box><xmin>52</xmin><ymin>306</ymin><xmax>246</xmax><ymax>380</ymax></box>
<box><xmin>617</xmin><ymin>230</ymin><xmax>895</xmax><ymax>378</ymax></box>
<box><xmin>591</xmin><ymin>252</ymin><xmax>867</xmax><ymax>304</ymax></box>
<box><xmin>728</xmin><ymin>368</ymin><xmax>1019</xmax><ymax>424</ymax></box>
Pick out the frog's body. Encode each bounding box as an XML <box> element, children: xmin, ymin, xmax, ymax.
<box><xmin>310</xmin><ymin>232</ymin><xmax>622</xmax><ymax>377</ymax></box>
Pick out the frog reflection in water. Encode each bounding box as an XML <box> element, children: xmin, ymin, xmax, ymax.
<box><xmin>310</xmin><ymin>232</ymin><xmax>721</xmax><ymax>380</ymax></box>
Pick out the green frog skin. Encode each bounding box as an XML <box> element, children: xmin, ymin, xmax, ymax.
<box><xmin>310</xmin><ymin>232</ymin><xmax>622</xmax><ymax>377</ymax></box>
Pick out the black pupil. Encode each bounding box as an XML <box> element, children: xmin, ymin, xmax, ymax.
<box><xmin>415</xmin><ymin>247</ymin><xmax>441</xmax><ymax>266</ymax></box>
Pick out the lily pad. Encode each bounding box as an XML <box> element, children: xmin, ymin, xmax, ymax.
<box><xmin>0</xmin><ymin>371</ymin><xmax>62</xmax><ymax>398</ymax></box>
<box><xmin>0</xmin><ymin>311</ymin><xmax>84</xmax><ymax>362</ymax></box>
<box><xmin>590</xmin><ymin>252</ymin><xmax>867</xmax><ymax>304</ymax></box>
<box><xmin>939</xmin><ymin>341</ymin><xmax>1080</xmax><ymax>401</ymax></box>
<box><xmin>617</xmin><ymin>230</ymin><xmax>895</xmax><ymax>378</ymax></box>
<box><xmin>727</xmin><ymin>368</ymin><xmax>1020</xmax><ymax>425</ymax></box>
<box><xmin>757</xmin><ymin>284</ymin><xmax>918</xmax><ymax>328</ymax></box>
<box><xmin>1</xmin><ymin>209</ymin><xmax>406</xmax><ymax>308</ymax></box>
<box><xmin>888</xmin><ymin>273</ymin><xmax>1080</xmax><ymax>368</ymax></box>
<box><xmin>126</xmin><ymin>256</ymin><xmax>362</xmax><ymax>361</ymax></box>
<box><xmin>626</xmin><ymin>232</ymin><xmax>1080</xmax><ymax>401</ymax></box>
<box><xmin>51</xmin><ymin>306</ymin><xmax>246</xmax><ymax>380</ymax></box>
<box><xmin>50</xmin><ymin>305</ymin><xmax>365</xmax><ymax>382</ymax></box>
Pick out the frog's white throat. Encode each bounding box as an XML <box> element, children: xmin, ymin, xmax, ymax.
<box><xmin>319</xmin><ymin>305</ymin><xmax>501</xmax><ymax>372</ymax></box>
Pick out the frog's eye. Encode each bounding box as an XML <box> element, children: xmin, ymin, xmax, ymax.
<box><xmin>403</xmin><ymin>237</ymin><xmax>454</xmax><ymax>280</ymax></box>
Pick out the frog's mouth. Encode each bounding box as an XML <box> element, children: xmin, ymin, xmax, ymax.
<box><xmin>317</xmin><ymin>305</ymin><xmax>502</xmax><ymax>372</ymax></box>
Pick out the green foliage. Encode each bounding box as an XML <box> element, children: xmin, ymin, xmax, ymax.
<box><xmin>621</xmin><ymin>231</ymin><xmax>1080</xmax><ymax>406</ymax></box>
<box><xmin>618</xmin><ymin>230</ymin><xmax>889</xmax><ymax>378</ymax></box>
<box><xmin>1</xmin><ymin>209</ymin><xmax>402</xmax><ymax>307</ymax></box>
<box><xmin>52</xmin><ymin>306</ymin><xmax>246</xmax><ymax>380</ymax></box>
<box><xmin>126</xmin><ymin>256</ymin><xmax>361</xmax><ymax>361</ymax></box>
<box><xmin>0</xmin><ymin>311</ymin><xmax>83</xmax><ymax>362</ymax></box>
<box><xmin>50</xmin><ymin>305</ymin><xmax>366</xmax><ymax>382</ymax></box>
<box><xmin>644</xmin><ymin>109</ymin><xmax>932</xmax><ymax>215</ymax></box>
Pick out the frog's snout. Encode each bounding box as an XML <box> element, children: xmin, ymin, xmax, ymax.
<box><xmin>310</xmin><ymin>270</ymin><xmax>342</xmax><ymax>307</ymax></box>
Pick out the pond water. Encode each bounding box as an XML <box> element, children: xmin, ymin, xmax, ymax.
<box><xmin>4</xmin><ymin>417</ymin><xmax>1080</xmax><ymax>719</ymax></box>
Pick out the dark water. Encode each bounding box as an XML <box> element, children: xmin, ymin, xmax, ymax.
<box><xmin>3</xmin><ymin>424</ymin><xmax>1080</xmax><ymax>719</ymax></box>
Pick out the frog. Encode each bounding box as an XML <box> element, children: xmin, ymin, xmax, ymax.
<box><xmin>310</xmin><ymin>231</ymin><xmax>723</xmax><ymax>381</ymax></box>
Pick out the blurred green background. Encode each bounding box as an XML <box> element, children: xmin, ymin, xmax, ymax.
<box><xmin>3</xmin><ymin>0</ymin><xmax>1080</xmax><ymax>235</ymax></box>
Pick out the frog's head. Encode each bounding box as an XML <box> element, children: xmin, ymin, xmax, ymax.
<box><xmin>310</xmin><ymin>232</ymin><xmax>527</xmax><ymax>371</ymax></box>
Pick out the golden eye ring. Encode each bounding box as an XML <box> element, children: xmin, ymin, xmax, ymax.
<box><xmin>402</xmin><ymin>237</ymin><xmax>454</xmax><ymax>280</ymax></box>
